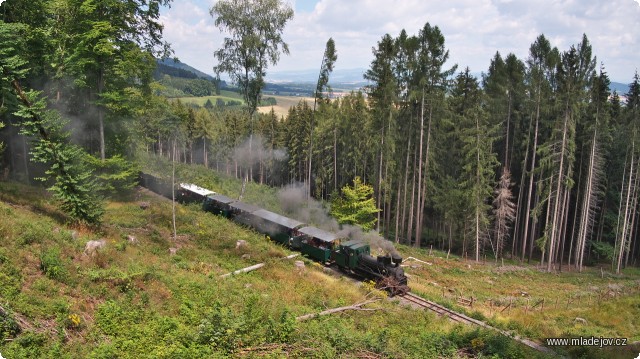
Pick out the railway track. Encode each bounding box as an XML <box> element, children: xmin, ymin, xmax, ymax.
<box><xmin>400</xmin><ymin>293</ymin><xmax>479</xmax><ymax>325</ymax></box>
<box><xmin>399</xmin><ymin>292</ymin><xmax>559</xmax><ymax>356</ymax></box>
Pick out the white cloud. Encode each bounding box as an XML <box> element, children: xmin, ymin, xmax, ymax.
<box><xmin>160</xmin><ymin>0</ymin><xmax>640</xmax><ymax>82</ymax></box>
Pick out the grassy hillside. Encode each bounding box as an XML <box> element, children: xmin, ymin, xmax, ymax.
<box><xmin>2</xmin><ymin>156</ymin><xmax>639</xmax><ymax>357</ymax></box>
<box><xmin>0</xmin><ymin>179</ymin><xmax>548</xmax><ymax>358</ymax></box>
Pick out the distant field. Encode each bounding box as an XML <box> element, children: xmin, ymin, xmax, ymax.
<box><xmin>258</xmin><ymin>95</ymin><xmax>313</xmax><ymax>117</ymax></box>
<box><xmin>175</xmin><ymin>92</ymin><xmax>313</xmax><ymax>118</ymax></box>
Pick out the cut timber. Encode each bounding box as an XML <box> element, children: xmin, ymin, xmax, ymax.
<box><xmin>403</xmin><ymin>256</ymin><xmax>432</xmax><ymax>265</ymax></box>
<box><xmin>296</xmin><ymin>299</ymin><xmax>380</xmax><ymax>321</ymax></box>
<box><xmin>220</xmin><ymin>254</ymin><xmax>299</xmax><ymax>278</ymax></box>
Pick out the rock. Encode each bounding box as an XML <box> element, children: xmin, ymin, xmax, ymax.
<box><xmin>520</xmin><ymin>291</ymin><xmax>529</xmax><ymax>297</ymax></box>
<box><xmin>607</xmin><ymin>283</ymin><xmax>622</xmax><ymax>292</ymax></box>
<box><xmin>294</xmin><ymin>261</ymin><xmax>305</xmax><ymax>272</ymax></box>
<box><xmin>574</xmin><ymin>317</ymin><xmax>588</xmax><ymax>325</ymax></box>
<box><xmin>139</xmin><ymin>202</ymin><xmax>150</xmax><ymax>210</ymax></box>
<box><xmin>84</xmin><ymin>239</ymin><xmax>106</xmax><ymax>256</ymax></box>
<box><xmin>236</xmin><ymin>240</ymin><xmax>248</xmax><ymax>249</ymax></box>
<box><xmin>169</xmin><ymin>247</ymin><xmax>178</xmax><ymax>256</ymax></box>
<box><xmin>127</xmin><ymin>235</ymin><xmax>137</xmax><ymax>244</ymax></box>
<box><xmin>241</xmin><ymin>254</ymin><xmax>251</xmax><ymax>260</ymax></box>
<box><xmin>244</xmin><ymin>283</ymin><xmax>252</xmax><ymax>289</ymax></box>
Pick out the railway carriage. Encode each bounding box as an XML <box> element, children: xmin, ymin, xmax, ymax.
<box><xmin>203</xmin><ymin>193</ymin><xmax>235</xmax><ymax>216</ymax></box>
<box><xmin>228</xmin><ymin>201</ymin><xmax>261</xmax><ymax>228</ymax></box>
<box><xmin>250</xmin><ymin>209</ymin><xmax>306</xmax><ymax>246</ymax></box>
<box><xmin>178</xmin><ymin>183</ymin><xmax>215</xmax><ymax>204</ymax></box>
<box><xmin>140</xmin><ymin>173</ymin><xmax>174</xmax><ymax>198</ymax></box>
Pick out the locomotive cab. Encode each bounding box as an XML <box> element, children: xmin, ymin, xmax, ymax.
<box><xmin>334</xmin><ymin>240</ymin><xmax>370</xmax><ymax>269</ymax></box>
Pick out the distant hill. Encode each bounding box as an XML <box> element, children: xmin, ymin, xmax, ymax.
<box><xmin>611</xmin><ymin>82</ymin><xmax>630</xmax><ymax>94</ymax></box>
<box><xmin>266</xmin><ymin>68</ymin><xmax>368</xmax><ymax>85</ymax></box>
<box><xmin>156</xmin><ymin>58</ymin><xmax>215</xmax><ymax>80</ymax></box>
<box><xmin>157</xmin><ymin>58</ymin><xmax>632</xmax><ymax>96</ymax></box>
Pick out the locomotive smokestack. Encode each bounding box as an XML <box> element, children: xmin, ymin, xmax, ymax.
<box><xmin>391</xmin><ymin>253</ymin><xmax>403</xmax><ymax>267</ymax></box>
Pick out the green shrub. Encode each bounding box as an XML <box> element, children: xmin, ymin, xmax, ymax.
<box><xmin>19</xmin><ymin>221</ymin><xmax>51</xmax><ymax>245</ymax></box>
<box><xmin>266</xmin><ymin>309</ymin><xmax>295</xmax><ymax>343</ymax></box>
<box><xmin>39</xmin><ymin>247</ymin><xmax>68</xmax><ymax>282</ymax></box>
<box><xmin>0</xmin><ymin>306</ymin><xmax>21</xmax><ymax>341</ymax></box>
<box><xmin>86</xmin><ymin>154</ymin><xmax>140</xmax><ymax>197</ymax></box>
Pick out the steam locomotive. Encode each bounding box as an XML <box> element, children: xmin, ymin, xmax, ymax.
<box><xmin>139</xmin><ymin>173</ymin><xmax>409</xmax><ymax>296</ymax></box>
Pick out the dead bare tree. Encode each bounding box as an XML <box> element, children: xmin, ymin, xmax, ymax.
<box><xmin>574</xmin><ymin>128</ymin><xmax>604</xmax><ymax>271</ymax></box>
<box><xmin>493</xmin><ymin>168</ymin><xmax>517</xmax><ymax>259</ymax></box>
<box><xmin>615</xmin><ymin>141</ymin><xmax>639</xmax><ymax>273</ymax></box>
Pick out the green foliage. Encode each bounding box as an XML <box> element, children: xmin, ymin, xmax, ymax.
<box><xmin>157</xmin><ymin>75</ymin><xmax>218</xmax><ymax>97</ymax></box>
<box><xmin>266</xmin><ymin>309</ymin><xmax>295</xmax><ymax>343</ymax></box>
<box><xmin>211</xmin><ymin>0</ymin><xmax>294</xmax><ymax>116</ymax></box>
<box><xmin>12</xmin><ymin>90</ymin><xmax>105</xmax><ymax>224</ymax></box>
<box><xmin>448</xmin><ymin>328</ymin><xmax>528</xmax><ymax>358</ymax></box>
<box><xmin>330</xmin><ymin>176</ymin><xmax>380</xmax><ymax>231</ymax></box>
<box><xmin>39</xmin><ymin>247</ymin><xmax>68</xmax><ymax>282</ymax></box>
<box><xmin>590</xmin><ymin>240</ymin><xmax>615</xmax><ymax>261</ymax></box>
<box><xmin>18</xmin><ymin>221</ymin><xmax>50</xmax><ymax>245</ymax></box>
<box><xmin>315</xmin><ymin>37</ymin><xmax>338</xmax><ymax>102</ymax></box>
<box><xmin>196</xmin><ymin>294</ymin><xmax>283</xmax><ymax>354</ymax></box>
<box><xmin>196</xmin><ymin>301</ymin><xmax>243</xmax><ymax>353</ymax></box>
<box><xmin>85</xmin><ymin>154</ymin><xmax>140</xmax><ymax>196</ymax></box>
<box><xmin>0</xmin><ymin>305</ymin><xmax>21</xmax><ymax>341</ymax></box>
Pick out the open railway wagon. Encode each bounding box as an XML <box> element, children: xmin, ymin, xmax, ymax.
<box><xmin>295</xmin><ymin>226</ymin><xmax>342</xmax><ymax>263</ymax></box>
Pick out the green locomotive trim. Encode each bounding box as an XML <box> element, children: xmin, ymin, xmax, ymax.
<box><xmin>335</xmin><ymin>240</ymin><xmax>371</xmax><ymax>269</ymax></box>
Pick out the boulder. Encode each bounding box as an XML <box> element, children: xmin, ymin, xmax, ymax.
<box><xmin>236</xmin><ymin>240</ymin><xmax>248</xmax><ymax>249</ymax></box>
<box><xmin>574</xmin><ymin>317</ymin><xmax>588</xmax><ymax>325</ymax></box>
<box><xmin>84</xmin><ymin>239</ymin><xmax>106</xmax><ymax>256</ymax></box>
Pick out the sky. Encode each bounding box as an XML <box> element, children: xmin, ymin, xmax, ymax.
<box><xmin>159</xmin><ymin>0</ymin><xmax>640</xmax><ymax>83</ymax></box>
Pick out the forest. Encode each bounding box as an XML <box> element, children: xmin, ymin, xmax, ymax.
<box><xmin>1</xmin><ymin>0</ymin><xmax>640</xmax><ymax>278</ymax></box>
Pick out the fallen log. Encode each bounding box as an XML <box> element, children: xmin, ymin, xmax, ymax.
<box><xmin>403</xmin><ymin>256</ymin><xmax>432</xmax><ymax>266</ymax></box>
<box><xmin>296</xmin><ymin>299</ymin><xmax>380</xmax><ymax>321</ymax></box>
<box><xmin>220</xmin><ymin>254</ymin><xmax>299</xmax><ymax>278</ymax></box>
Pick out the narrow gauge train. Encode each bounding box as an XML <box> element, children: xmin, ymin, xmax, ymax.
<box><xmin>139</xmin><ymin>173</ymin><xmax>409</xmax><ymax>295</ymax></box>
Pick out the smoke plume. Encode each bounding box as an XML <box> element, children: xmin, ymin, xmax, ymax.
<box><xmin>276</xmin><ymin>182</ymin><xmax>399</xmax><ymax>256</ymax></box>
